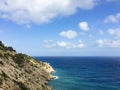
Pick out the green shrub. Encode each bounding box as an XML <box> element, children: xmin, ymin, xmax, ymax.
<box><xmin>15</xmin><ymin>74</ymin><xmax>18</xmax><ymax>80</ymax></box>
<box><xmin>0</xmin><ymin>53</ymin><xmax>3</xmax><ymax>57</ymax></box>
<box><xmin>17</xmin><ymin>82</ymin><xmax>30</xmax><ymax>90</ymax></box>
<box><xmin>0</xmin><ymin>61</ymin><xmax>4</xmax><ymax>65</ymax></box>
<box><xmin>0</xmin><ymin>78</ymin><xmax>3</xmax><ymax>85</ymax></box>
<box><xmin>1</xmin><ymin>71</ymin><xmax>9</xmax><ymax>80</ymax></box>
<box><xmin>13</xmin><ymin>53</ymin><xmax>25</xmax><ymax>66</ymax></box>
<box><xmin>0</xmin><ymin>41</ymin><xmax>4</xmax><ymax>48</ymax></box>
<box><xmin>13</xmin><ymin>80</ymin><xmax>30</xmax><ymax>90</ymax></box>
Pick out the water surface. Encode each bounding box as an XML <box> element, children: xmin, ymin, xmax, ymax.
<box><xmin>34</xmin><ymin>57</ymin><xmax>120</xmax><ymax>90</ymax></box>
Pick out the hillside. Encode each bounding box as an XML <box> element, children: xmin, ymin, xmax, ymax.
<box><xmin>0</xmin><ymin>41</ymin><xmax>54</xmax><ymax>90</ymax></box>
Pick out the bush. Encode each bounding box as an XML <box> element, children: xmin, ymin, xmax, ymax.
<box><xmin>13</xmin><ymin>53</ymin><xmax>25</xmax><ymax>65</ymax></box>
<box><xmin>17</xmin><ymin>82</ymin><xmax>30</xmax><ymax>90</ymax></box>
<box><xmin>0</xmin><ymin>53</ymin><xmax>3</xmax><ymax>57</ymax></box>
<box><xmin>0</xmin><ymin>61</ymin><xmax>4</xmax><ymax>65</ymax></box>
<box><xmin>0</xmin><ymin>78</ymin><xmax>3</xmax><ymax>85</ymax></box>
<box><xmin>1</xmin><ymin>71</ymin><xmax>9</xmax><ymax>80</ymax></box>
<box><xmin>7</xmin><ymin>47</ymin><xmax>16</xmax><ymax>52</ymax></box>
<box><xmin>0</xmin><ymin>41</ymin><xmax>4</xmax><ymax>47</ymax></box>
<box><xmin>0</xmin><ymin>41</ymin><xmax>16</xmax><ymax>52</ymax></box>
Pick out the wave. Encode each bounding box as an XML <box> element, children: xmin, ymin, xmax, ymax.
<box><xmin>54</xmin><ymin>76</ymin><xmax>59</xmax><ymax>80</ymax></box>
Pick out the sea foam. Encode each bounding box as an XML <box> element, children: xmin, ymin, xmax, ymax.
<box><xmin>54</xmin><ymin>76</ymin><xmax>59</xmax><ymax>80</ymax></box>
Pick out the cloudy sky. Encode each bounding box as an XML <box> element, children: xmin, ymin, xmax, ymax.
<box><xmin>0</xmin><ymin>0</ymin><xmax>120</xmax><ymax>56</ymax></box>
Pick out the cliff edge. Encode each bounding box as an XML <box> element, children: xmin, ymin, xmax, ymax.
<box><xmin>0</xmin><ymin>41</ymin><xmax>54</xmax><ymax>90</ymax></box>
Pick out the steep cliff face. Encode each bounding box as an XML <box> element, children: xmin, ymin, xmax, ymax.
<box><xmin>0</xmin><ymin>41</ymin><xmax>54</xmax><ymax>90</ymax></box>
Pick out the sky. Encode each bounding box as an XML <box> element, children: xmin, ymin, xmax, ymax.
<box><xmin>0</xmin><ymin>0</ymin><xmax>120</xmax><ymax>56</ymax></box>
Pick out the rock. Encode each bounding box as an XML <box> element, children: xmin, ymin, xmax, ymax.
<box><xmin>0</xmin><ymin>41</ymin><xmax>54</xmax><ymax>90</ymax></box>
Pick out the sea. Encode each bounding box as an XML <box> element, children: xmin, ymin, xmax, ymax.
<box><xmin>34</xmin><ymin>57</ymin><xmax>120</xmax><ymax>90</ymax></box>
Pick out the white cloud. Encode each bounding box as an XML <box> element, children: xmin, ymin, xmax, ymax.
<box><xmin>73</xmin><ymin>40</ymin><xmax>86</xmax><ymax>48</ymax></box>
<box><xmin>43</xmin><ymin>40</ymin><xmax>86</xmax><ymax>49</ymax></box>
<box><xmin>0</xmin><ymin>0</ymin><xmax>97</xmax><ymax>24</ymax></box>
<box><xmin>57</xmin><ymin>41</ymin><xmax>71</xmax><ymax>48</ymax></box>
<box><xmin>108</xmin><ymin>28</ymin><xmax>120</xmax><ymax>38</ymax></box>
<box><xmin>104</xmin><ymin>13</ymin><xmax>120</xmax><ymax>23</ymax></box>
<box><xmin>96</xmin><ymin>39</ymin><xmax>120</xmax><ymax>48</ymax></box>
<box><xmin>79</xmin><ymin>21</ymin><xmax>90</xmax><ymax>31</ymax></box>
<box><xmin>60</xmin><ymin>30</ymin><xmax>77</xmax><ymax>39</ymax></box>
<box><xmin>43</xmin><ymin>40</ymin><xmax>57</xmax><ymax>48</ymax></box>
<box><xmin>108</xmin><ymin>29</ymin><xmax>115</xmax><ymax>35</ymax></box>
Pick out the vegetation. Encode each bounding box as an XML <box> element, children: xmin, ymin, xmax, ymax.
<box><xmin>13</xmin><ymin>54</ymin><xmax>25</xmax><ymax>63</ymax></box>
<box><xmin>18</xmin><ymin>82</ymin><xmax>30</xmax><ymax>90</ymax></box>
<box><xmin>0</xmin><ymin>71</ymin><xmax>9</xmax><ymax>80</ymax></box>
<box><xmin>0</xmin><ymin>40</ymin><xmax>54</xmax><ymax>90</ymax></box>
<box><xmin>14</xmin><ymin>81</ymin><xmax>30</xmax><ymax>90</ymax></box>
<box><xmin>0</xmin><ymin>53</ymin><xmax>3</xmax><ymax>57</ymax></box>
<box><xmin>0</xmin><ymin>41</ymin><xmax>4</xmax><ymax>48</ymax></box>
<box><xmin>0</xmin><ymin>41</ymin><xmax>16</xmax><ymax>52</ymax></box>
<box><xmin>0</xmin><ymin>78</ymin><xmax>3</xmax><ymax>85</ymax></box>
<box><xmin>7</xmin><ymin>47</ymin><xmax>16</xmax><ymax>52</ymax></box>
<box><xmin>0</xmin><ymin>61</ymin><xmax>4</xmax><ymax>65</ymax></box>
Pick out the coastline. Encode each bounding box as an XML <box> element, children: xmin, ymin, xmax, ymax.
<box><xmin>50</xmin><ymin>75</ymin><xmax>59</xmax><ymax>80</ymax></box>
<box><xmin>0</xmin><ymin>41</ymin><xmax>55</xmax><ymax>90</ymax></box>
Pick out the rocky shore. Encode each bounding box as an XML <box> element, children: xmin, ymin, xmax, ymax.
<box><xmin>0</xmin><ymin>41</ymin><xmax>55</xmax><ymax>90</ymax></box>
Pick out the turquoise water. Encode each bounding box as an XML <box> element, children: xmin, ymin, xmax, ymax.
<box><xmin>34</xmin><ymin>57</ymin><xmax>120</xmax><ymax>90</ymax></box>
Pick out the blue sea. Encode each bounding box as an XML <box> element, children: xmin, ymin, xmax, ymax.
<box><xmin>34</xmin><ymin>57</ymin><xmax>120</xmax><ymax>90</ymax></box>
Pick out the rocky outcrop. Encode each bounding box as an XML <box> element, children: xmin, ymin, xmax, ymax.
<box><xmin>0</xmin><ymin>41</ymin><xmax>54</xmax><ymax>90</ymax></box>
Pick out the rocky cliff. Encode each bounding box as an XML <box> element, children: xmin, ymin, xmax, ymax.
<box><xmin>0</xmin><ymin>41</ymin><xmax>54</xmax><ymax>90</ymax></box>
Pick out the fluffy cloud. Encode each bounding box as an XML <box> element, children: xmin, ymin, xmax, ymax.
<box><xmin>43</xmin><ymin>40</ymin><xmax>86</xmax><ymax>48</ymax></box>
<box><xmin>57</xmin><ymin>41</ymin><xmax>71</xmax><ymax>48</ymax></box>
<box><xmin>79</xmin><ymin>21</ymin><xmax>90</xmax><ymax>31</ymax></box>
<box><xmin>104</xmin><ymin>13</ymin><xmax>120</xmax><ymax>23</ymax></box>
<box><xmin>60</xmin><ymin>30</ymin><xmax>77</xmax><ymax>39</ymax></box>
<box><xmin>96</xmin><ymin>39</ymin><xmax>120</xmax><ymax>48</ymax></box>
<box><xmin>43</xmin><ymin>40</ymin><xmax>57</xmax><ymax>48</ymax></box>
<box><xmin>108</xmin><ymin>28</ymin><xmax>120</xmax><ymax>38</ymax></box>
<box><xmin>0</xmin><ymin>0</ymin><xmax>97</xmax><ymax>24</ymax></box>
<box><xmin>73</xmin><ymin>40</ymin><xmax>86</xmax><ymax>48</ymax></box>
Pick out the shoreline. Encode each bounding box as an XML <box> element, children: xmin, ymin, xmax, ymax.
<box><xmin>50</xmin><ymin>75</ymin><xmax>59</xmax><ymax>80</ymax></box>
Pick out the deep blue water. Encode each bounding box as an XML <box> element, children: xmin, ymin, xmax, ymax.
<box><xmin>34</xmin><ymin>57</ymin><xmax>120</xmax><ymax>90</ymax></box>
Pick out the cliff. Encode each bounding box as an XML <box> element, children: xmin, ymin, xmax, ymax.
<box><xmin>0</xmin><ymin>41</ymin><xmax>54</xmax><ymax>90</ymax></box>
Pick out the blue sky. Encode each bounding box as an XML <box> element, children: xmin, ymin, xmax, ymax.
<box><xmin>0</xmin><ymin>0</ymin><xmax>120</xmax><ymax>56</ymax></box>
